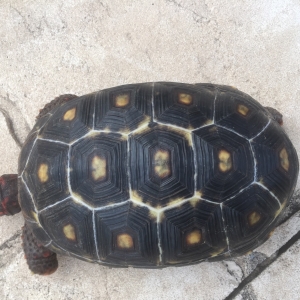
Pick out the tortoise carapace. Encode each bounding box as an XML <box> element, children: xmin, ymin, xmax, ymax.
<box><xmin>0</xmin><ymin>82</ymin><xmax>298</xmax><ymax>274</ymax></box>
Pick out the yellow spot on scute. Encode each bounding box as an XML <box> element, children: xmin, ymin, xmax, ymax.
<box><xmin>38</xmin><ymin>163</ymin><xmax>49</xmax><ymax>183</ymax></box>
<box><xmin>63</xmin><ymin>224</ymin><xmax>76</xmax><ymax>241</ymax></box>
<box><xmin>248</xmin><ymin>211</ymin><xmax>261</xmax><ymax>226</ymax></box>
<box><xmin>218</xmin><ymin>149</ymin><xmax>232</xmax><ymax>172</ymax></box>
<box><xmin>91</xmin><ymin>155</ymin><xmax>107</xmax><ymax>181</ymax></box>
<box><xmin>117</xmin><ymin>233</ymin><xmax>133</xmax><ymax>249</ymax></box>
<box><xmin>237</xmin><ymin>104</ymin><xmax>249</xmax><ymax>116</ymax></box>
<box><xmin>63</xmin><ymin>107</ymin><xmax>76</xmax><ymax>121</ymax></box>
<box><xmin>178</xmin><ymin>93</ymin><xmax>193</xmax><ymax>105</ymax></box>
<box><xmin>154</xmin><ymin>149</ymin><xmax>171</xmax><ymax>179</ymax></box>
<box><xmin>186</xmin><ymin>230</ymin><xmax>202</xmax><ymax>245</ymax></box>
<box><xmin>279</xmin><ymin>148</ymin><xmax>289</xmax><ymax>171</ymax></box>
<box><xmin>114</xmin><ymin>94</ymin><xmax>130</xmax><ymax>107</ymax></box>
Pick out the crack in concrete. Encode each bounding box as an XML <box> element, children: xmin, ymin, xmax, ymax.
<box><xmin>0</xmin><ymin>93</ymin><xmax>31</xmax><ymax>147</ymax></box>
<box><xmin>224</xmin><ymin>221</ymin><xmax>300</xmax><ymax>300</ymax></box>
<box><xmin>0</xmin><ymin>109</ymin><xmax>23</xmax><ymax>148</ymax></box>
<box><xmin>10</xmin><ymin>6</ymin><xmax>41</xmax><ymax>38</ymax></box>
<box><xmin>0</xmin><ymin>230</ymin><xmax>21</xmax><ymax>251</ymax></box>
<box><xmin>165</xmin><ymin>0</ymin><xmax>205</xmax><ymax>24</ymax></box>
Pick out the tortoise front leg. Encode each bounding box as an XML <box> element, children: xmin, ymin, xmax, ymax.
<box><xmin>22</xmin><ymin>223</ymin><xmax>58</xmax><ymax>275</ymax></box>
<box><xmin>0</xmin><ymin>174</ymin><xmax>20</xmax><ymax>216</ymax></box>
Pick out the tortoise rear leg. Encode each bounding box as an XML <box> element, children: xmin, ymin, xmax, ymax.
<box><xmin>36</xmin><ymin>94</ymin><xmax>78</xmax><ymax>119</ymax></box>
<box><xmin>0</xmin><ymin>174</ymin><xmax>20</xmax><ymax>216</ymax></box>
<box><xmin>22</xmin><ymin>223</ymin><xmax>58</xmax><ymax>275</ymax></box>
<box><xmin>265</xmin><ymin>107</ymin><xmax>283</xmax><ymax>125</ymax></box>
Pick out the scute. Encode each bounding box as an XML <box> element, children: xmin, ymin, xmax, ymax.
<box><xmin>193</xmin><ymin>125</ymin><xmax>254</xmax><ymax>202</ymax></box>
<box><xmin>154</xmin><ymin>82</ymin><xmax>215</xmax><ymax>129</ymax></box>
<box><xmin>129</xmin><ymin>124</ymin><xmax>194</xmax><ymax>208</ymax></box>
<box><xmin>22</xmin><ymin>139</ymin><xmax>69</xmax><ymax>210</ymax></box>
<box><xmin>94</xmin><ymin>202</ymin><xmax>159</xmax><ymax>266</ymax></box>
<box><xmin>94</xmin><ymin>83</ymin><xmax>153</xmax><ymax>133</ymax></box>
<box><xmin>18</xmin><ymin>178</ymin><xmax>37</xmax><ymax>223</ymax></box>
<box><xmin>252</xmin><ymin>121</ymin><xmax>299</xmax><ymax>201</ymax></box>
<box><xmin>39</xmin><ymin>95</ymin><xmax>94</xmax><ymax>143</ymax></box>
<box><xmin>160</xmin><ymin>201</ymin><xmax>227</xmax><ymax>264</ymax></box>
<box><xmin>215</xmin><ymin>89</ymin><xmax>269</xmax><ymax>138</ymax></box>
<box><xmin>39</xmin><ymin>198</ymin><xmax>96</xmax><ymax>259</ymax></box>
<box><xmin>222</xmin><ymin>184</ymin><xmax>280</xmax><ymax>254</ymax></box>
<box><xmin>70</xmin><ymin>133</ymin><xmax>129</xmax><ymax>208</ymax></box>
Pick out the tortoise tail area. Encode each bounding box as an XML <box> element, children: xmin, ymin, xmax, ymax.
<box><xmin>0</xmin><ymin>174</ymin><xmax>20</xmax><ymax>216</ymax></box>
<box><xmin>22</xmin><ymin>223</ymin><xmax>58</xmax><ymax>275</ymax></box>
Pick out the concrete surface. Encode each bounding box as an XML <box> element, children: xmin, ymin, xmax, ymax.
<box><xmin>0</xmin><ymin>0</ymin><xmax>300</xmax><ymax>299</ymax></box>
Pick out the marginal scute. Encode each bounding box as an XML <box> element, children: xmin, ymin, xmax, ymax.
<box><xmin>222</xmin><ymin>184</ymin><xmax>280</xmax><ymax>255</ymax></box>
<box><xmin>95</xmin><ymin>202</ymin><xmax>159</xmax><ymax>266</ymax></box>
<box><xmin>94</xmin><ymin>83</ymin><xmax>153</xmax><ymax>132</ymax></box>
<box><xmin>215</xmin><ymin>91</ymin><xmax>269</xmax><ymax>138</ymax></box>
<box><xmin>39</xmin><ymin>95</ymin><xmax>94</xmax><ymax>143</ymax></box>
<box><xmin>39</xmin><ymin>199</ymin><xmax>95</xmax><ymax>258</ymax></box>
<box><xmin>22</xmin><ymin>139</ymin><xmax>69</xmax><ymax>210</ymax></box>
<box><xmin>154</xmin><ymin>82</ymin><xmax>215</xmax><ymax>129</ymax></box>
<box><xmin>252</xmin><ymin>122</ymin><xmax>299</xmax><ymax>201</ymax></box>
<box><xmin>279</xmin><ymin>147</ymin><xmax>289</xmax><ymax>171</ymax></box>
<box><xmin>37</xmin><ymin>163</ymin><xmax>49</xmax><ymax>183</ymax></box>
<box><xmin>161</xmin><ymin>201</ymin><xmax>227</xmax><ymax>264</ymax></box>
<box><xmin>63</xmin><ymin>107</ymin><xmax>76</xmax><ymax>121</ymax></box>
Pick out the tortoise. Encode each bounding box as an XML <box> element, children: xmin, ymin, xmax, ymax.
<box><xmin>0</xmin><ymin>82</ymin><xmax>298</xmax><ymax>275</ymax></box>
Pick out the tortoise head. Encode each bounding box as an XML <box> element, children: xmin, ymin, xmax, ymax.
<box><xmin>0</xmin><ymin>174</ymin><xmax>20</xmax><ymax>216</ymax></box>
